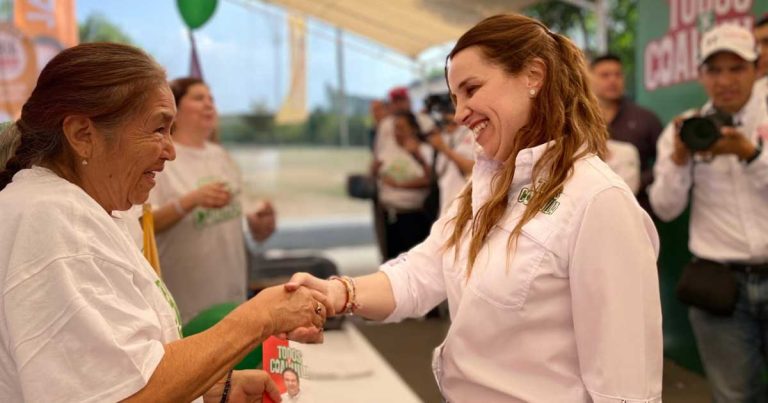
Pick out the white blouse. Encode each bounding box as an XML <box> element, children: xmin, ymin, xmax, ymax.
<box><xmin>381</xmin><ymin>143</ymin><xmax>663</xmax><ymax>402</ymax></box>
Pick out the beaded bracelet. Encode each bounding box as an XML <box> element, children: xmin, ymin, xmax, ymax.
<box><xmin>329</xmin><ymin>275</ymin><xmax>360</xmax><ymax>315</ymax></box>
<box><xmin>219</xmin><ymin>370</ymin><xmax>233</xmax><ymax>403</ymax></box>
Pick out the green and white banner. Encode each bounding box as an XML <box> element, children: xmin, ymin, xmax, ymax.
<box><xmin>637</xmin><ymin>0</ymin><xmax>768</xmax><ymax>123</ymax></box>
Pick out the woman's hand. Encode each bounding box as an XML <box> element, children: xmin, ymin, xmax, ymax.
<box><xmin>202</xmin><ymin>370</ymin><xmax>281</xmax><ymax>403</ymax></box>
<box><xmin>248</xmin><ymin>284</ymin><xmax>332</xmax><ymax>343</ymax></box>
<box><xmin>427</xmin><ymin>132</ymin><xmax>448</xmax><ymax>152</ymax></box>
<box><xmin>284</xmin><ymin>273</ymin><xmax>348</xmax><ymax>317</ymax></box>
<box><xmin>189</xmin><ymin>182</ymin><xmax>231</xmax><ymax>209</ymax></box>
<box><xmin>247</xmin><ymin>200</ymin><xmax>276</xmax><ymax>242</ymax></box>
<box><xmin>380</xmin><ymin>174</ymin><xmax>399</xmax><ymax>187</ymax></box>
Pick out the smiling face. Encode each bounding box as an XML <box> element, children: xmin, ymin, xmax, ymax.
<box><xmin>447</xmin><ymin>46</ymin><xmax>533</xmax><ymax>161</ymax></box>
<box><xmin>283</xmin><ymin>370</ymin><xmax>300</xmax><ymax>397</ymax></box>
<box><xmin>88</xmin><ymin>86</ymin><xmax>176</xmax><ymax>211</ymax></box>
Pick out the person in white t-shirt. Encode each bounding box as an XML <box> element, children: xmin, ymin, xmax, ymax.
<box><xmin>0</xmin><ymin>43</ymin><xmax>328</xmax><ymax>403</ymax></box>
<box><xmin>372</xmin><ymin>87</ymin><xmax>439</xmax><ymax>260</ymax></box>
<box><xmin>149</xmin><ymin>77</ymin><xmax>277</xmax><ymax>323</ymax></box>
<box><xmin>285</xmin><ymin>14</ymin><xmax>662</xmax><ymax>402</ymax></box>
<box><xmin>376</xmin><ymin>110</ymin><xmax>434</xmax><ymax>259</ymax></box>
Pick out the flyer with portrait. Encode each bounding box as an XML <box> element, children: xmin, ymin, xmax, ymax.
<box><xmin>262</xmin><ymin>336</ymin><xmax>316</xmax><ymax>403</ymax></box>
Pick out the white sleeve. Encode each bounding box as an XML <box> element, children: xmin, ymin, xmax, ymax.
<box><xmin>569</xmin><ymin>187</ymin><xmax>662</xmax><ymax>403</ymax></box>
<box><xmin>648</xmin><ymin>121</ymin><xmax>692</xmax><ymax>222</ymax></box>
<box><xmin>743</xmin><ymin>136</ymin><xmax>768</xmax><ymax>190</ymax></box>
<box><xmin>379</xmin><ymin>215</ymin><xmax>450</xmax><ymax>322</ymax></box>
<box><xmin>6</xmin><ymin>256</ymin><xmax>166</xmax><ymax>403</ymax></box>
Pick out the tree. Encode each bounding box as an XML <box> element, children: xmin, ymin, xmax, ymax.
<box><xmin>79</xmin><ymin>13</ymin><xmax>133</xmax><ymax>45</ymax></box>
<box><xmin>525</xmin><ymin>0</ymin><xmax>639</xmax><ymax>97</ymax></box>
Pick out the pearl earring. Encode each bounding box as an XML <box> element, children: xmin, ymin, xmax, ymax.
<box><xmin>82</xmin><ymin>159</ymin><xmax>88</xmax><ymax>166</ymax></box>
<box><xmin>529</xmin><ymin>89</ymin><xmax>536</xmax><ymax>97</ymax></box>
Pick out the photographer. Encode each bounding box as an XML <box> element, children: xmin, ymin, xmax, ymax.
<box><xmin>424</xmin><ymin>94</ymin><xmax>475</xmax><ymax>216</ymax></box>
<box><xmin>649</xmin><ymin>24</ymin><xmax>768</xmax><ymax>401</ymax></box>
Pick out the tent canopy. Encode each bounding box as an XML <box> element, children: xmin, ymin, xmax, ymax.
<box><xmin>259</xmin><ymin>0</ymin><xmax>544</xmax><ymax>58</ymax></box>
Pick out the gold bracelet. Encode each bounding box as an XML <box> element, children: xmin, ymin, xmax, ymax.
<box><xmin>329</xmin><ymin>275</ymin><xmax>359</xmax><ymax>315</ymax></box>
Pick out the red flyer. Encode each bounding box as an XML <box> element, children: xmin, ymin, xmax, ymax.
<box><xmin>262</xmin><ymin>336</ymin><xmax>314</xmax><ymax>403</ymax></box>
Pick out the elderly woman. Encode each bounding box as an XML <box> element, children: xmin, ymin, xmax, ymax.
<box><xmin>148</xmin><ymin>77</ymin><xmax>275</xmax><ymax>323</ymax></box>
<box><xmin>0</xmin><ymin>43</ymin><xmax>328</xmax><ymax>403</ymax></box>
<box><xmin>288</xmin><ymin>14</ymin><xmax>662</xmax><ymax>402</ymax></box>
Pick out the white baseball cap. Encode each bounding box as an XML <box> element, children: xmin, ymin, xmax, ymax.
<box><xmin>699</xmin><ymin>24</ymin><xmax>757</xmax><ymax>65</ymax></box>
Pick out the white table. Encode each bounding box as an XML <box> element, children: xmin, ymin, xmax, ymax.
<box><xmin>295</xmin><ymin>322</ymin><xmax>423</xmax><ymax>403</ymax></box>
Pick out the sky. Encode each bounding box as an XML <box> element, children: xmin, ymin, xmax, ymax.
<box><xmin>75</xmin><ymin>0</ymin><xmax>451</xmax><ymax>115</ymax></box>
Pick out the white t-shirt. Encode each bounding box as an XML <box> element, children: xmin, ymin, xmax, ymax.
<box><xmin>605</xmin><ymin>139</ymin><xmax>641</xmax><ymax>194</ymax></box>
<box><xmin>381</xmin><ymin>143</ymin><xmax>662</xmax><ymax>402</ymax></box>
<box><xmin>377</xmin><ymin>143</ymin><xmax>433</xmax><ymax>210</ymax></box>
<box><xmin>0</xmin><ymin>166</ymin><xmax>183</xmax><ymax>403</ymax></box>
<box><xmin>435</xmin><ymin>126</ymin><xmax>474</xmax><ymax>215</ymax></box>
<box><xmin>149</xmin><ymin>141</ymin><xmax>247</xmax><ymax>323</ymax></box>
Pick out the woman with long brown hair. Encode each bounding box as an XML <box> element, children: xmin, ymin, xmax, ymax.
<box><xmin>288</xmin><ymin>14</ymin><xmax>662</xmax><ymax>401</ymax></box>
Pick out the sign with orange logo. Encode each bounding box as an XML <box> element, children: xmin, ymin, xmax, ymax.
<box><xmin>0</xmin><ymin>0</ymin><xmax>76</xmax><ymax>120</ymax></box>
<box><xmin>0</xmin><ymin>22</ymin><xmax>36</xmax><ymax>122</ymax></box>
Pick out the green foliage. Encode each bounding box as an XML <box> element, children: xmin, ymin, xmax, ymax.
<box><xmin>0</xmin><ymin>0</ymin><xmax>11</xmax><ymax>20</ymax></box>
<box><xmin>79</xmin><ymin>13</ymin><xmax>133</xmax><ymax>45</ymax></box>
<box><xmin>607</xmin><ymin>0</ymin><xmax>639</xmax><ymax>97</ymax></box>
<box><xmin>219</xmin><ymin>107</ymin><xmax>370</xmax><ymax>146</ymax></box>
<box><xmin>527</xmin><ymin>1</ymin><xmax>589</xmax><ymax>45</ymax></box>
<box><xmin>525</xmin><ymin>0</ymin><xmax>639</xmax><ymax>97</ymax></box>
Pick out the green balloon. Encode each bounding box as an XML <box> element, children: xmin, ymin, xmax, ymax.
<box><xmin>177</xmin><ymin>0</ymin><xmax>218</xmax><ymax>30</ymax></box>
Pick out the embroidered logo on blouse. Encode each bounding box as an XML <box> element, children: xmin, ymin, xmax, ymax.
<box><xmin>517</xmin><ymin>187</ymin><xmax>561</xmax><ymax>215</ymax></box>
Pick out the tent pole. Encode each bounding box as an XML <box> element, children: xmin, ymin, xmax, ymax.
<box><xmin>336</xmin><ymin>26</ymin><xmax>349</xmax><ymax>147</ymax></box>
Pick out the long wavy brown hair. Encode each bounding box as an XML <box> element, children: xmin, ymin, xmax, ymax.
<box><xmin>445</xmin><ymin>14</ymin><xmax>607</xmax><ymax>278</ymax></box>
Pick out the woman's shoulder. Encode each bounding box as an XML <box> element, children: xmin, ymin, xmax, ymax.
<box><xmin>1</xmin><ymin>168</ymin><xmax>134</xmax><ymax>264</ymax></box>
<box><xmin>567</xmin><ymin>155</ymin><xmax>635</xmax><ymax>197</ymax></box>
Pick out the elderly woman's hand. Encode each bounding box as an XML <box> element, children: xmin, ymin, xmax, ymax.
<box><xmin>249</xmin><ymin>284</ymin><xmax>332</xmax><ymax>343</ymax></box>
<box><xmin>284</xmin><ymin>273</ymin><xmax>348</xmax><ymax>318</ymax></box>
<box><xmin>202</xmin><ymin>370</ymin><xmax>281</xmax><ymax>403</ymax></box>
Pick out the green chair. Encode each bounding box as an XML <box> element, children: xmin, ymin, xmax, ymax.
<box><xmin>183</xmin><ymin>302</ymin><xmax>263</xmax><ymax>370</ymax></box>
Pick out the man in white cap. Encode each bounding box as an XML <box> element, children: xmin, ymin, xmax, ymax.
<box><xmin>649</xmin><ymin>24</ymin><xmax>768</xmax><ymax>401</ymax></box>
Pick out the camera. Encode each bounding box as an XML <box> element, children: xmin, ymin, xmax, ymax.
<box><xmin>424</xmin><ymin>93</ymin><xmax>454</xmax><ymax>129</ymax></box>
<box><xmin>679</xmin><ymin>109</ymin><xmax>733</xmax><ymax>151</ymax></box>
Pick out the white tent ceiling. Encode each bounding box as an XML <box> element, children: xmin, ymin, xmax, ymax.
<box><xmin>258</xmin><ymin>0</ymin><xmax>546</xmax><ymax>58</ymax></box>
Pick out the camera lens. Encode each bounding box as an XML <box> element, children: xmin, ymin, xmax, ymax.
<box><xmin>679</xmin><ymin>117</ymin><xmax>721</xmax><ymax>151</ymax></box>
